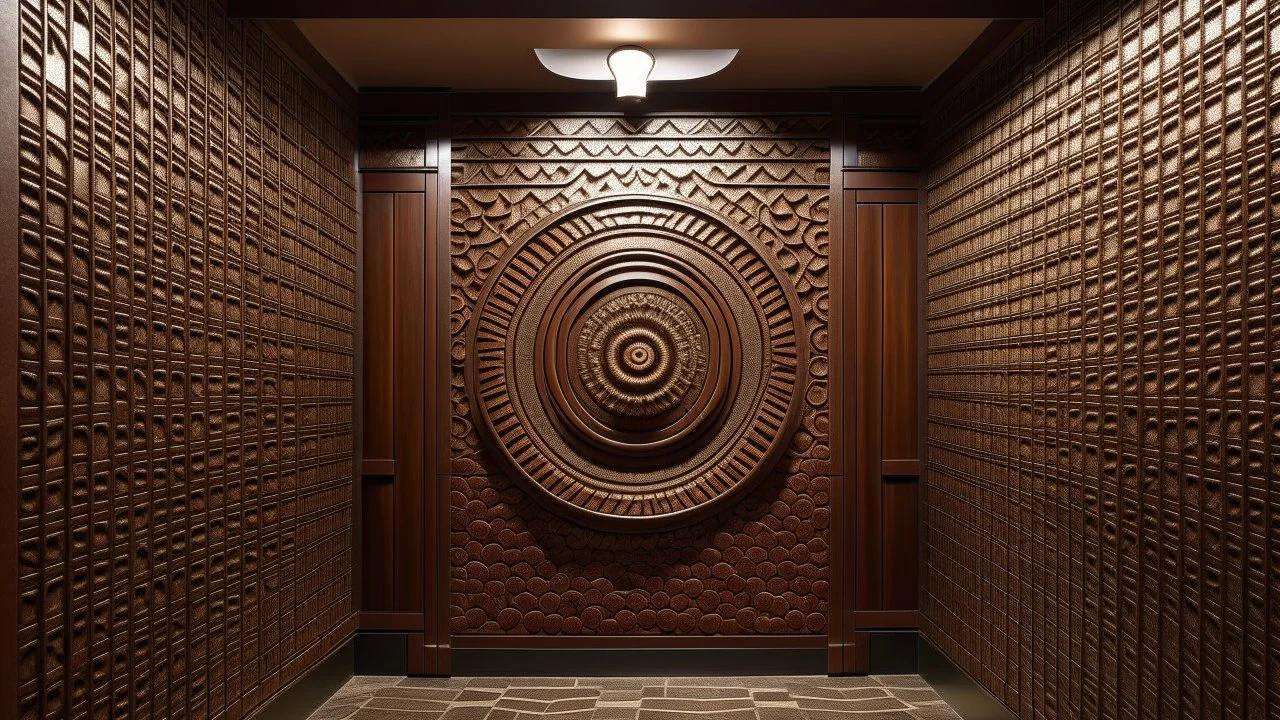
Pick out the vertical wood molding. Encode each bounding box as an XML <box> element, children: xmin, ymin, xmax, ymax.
<box><xmin>2</xmin><ymin>0</ymin><xmax>19</xmax><ymax>714</ymax></box>
<box><xmin>854</xmin><ymin>203</ymin><xmax>885</xmax><ymax>613</ymax></box>
<box><xmin>826</xmin><ymin>107</ymin><xmax>849</xmax><ymax>673</ymax></box>
<box><xmin>393</xmin><ymin>191</ymin><xmax>427</xmax><ymax>614</ymax></box>
<box><xmin>430</xmin><ymin>96</ymin><xmax>453</xmax><ymax>673</ymax></box>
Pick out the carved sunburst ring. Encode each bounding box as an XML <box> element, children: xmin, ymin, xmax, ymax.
<box><xmin>466</xmin><ymin>196</ymin><xmax>807</xmax><ymax>531</ymax></box>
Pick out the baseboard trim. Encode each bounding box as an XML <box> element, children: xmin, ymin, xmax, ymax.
<box><xmin>354</xmin><ymin>632</ymin><xmax>412</xmax><ymax>675</ymax></box>
<box><xmin>918</xmin><ymin>636</ymin><xmax>1016</xmax><ymax>720</ymax></box>
<box><xmin>866</xmin><ymin>631</ymin><xmax>919</xmax><ymax>674</ymax></box>
<box><xmin>452</xmin><ymin>647</ymin><xmax>827</xmax><ymax>676</ymax></box>
<box><xmin>253</xmin><ymin>638</ymin><xmax>354</xmax><ymax>720</ymax></box>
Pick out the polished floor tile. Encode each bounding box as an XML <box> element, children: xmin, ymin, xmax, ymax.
<box><xmin>307</xmin><ymin>676</ymin><xmax>960</xmax><ymax>720</ymax></box>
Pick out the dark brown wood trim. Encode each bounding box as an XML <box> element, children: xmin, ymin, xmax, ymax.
<box><xmin>359</xmin><ymin>612</ymin><xmax>426</xmax><ymax>631</ymax></box>
<box><xmin>849</xmin><ymin>632</ymin><xmax>872</xmax><ymax>673</ymax></box>
<box><xmin>1</xmin><ymin>0</ymin><xmax>17</xmax><ymax>714</ymax></box>
<box><xmin>882</xmin><ymin>459</ymin><xmax>921</xmax><ymax>476</ymax></box>
<box><xmin>361</xmin><ymin>459</ymin><xmax>396</xmax><ymax>476</ymax></box>
<box><xmin>255</xmin><ymin>20</ymin><xmax>357</xmax><ymax>114</ymax></box>
<box><xmin>425</xmin><ymin>102</ymin><xmax>453</xmax><ymax>674</ymax></box>
<box><xmin>856</xmin><ymin>189</ymin><xmax>919</xmax><ymax>204</ymax></box>
<box><xmin>406</xmin><ymin>633</ymin><xmax>427</xmax><ymax>674</ymax></box>
<box><xmin>393</xmin><ymin>190</ymin><xmax>428</xmax><ymax>616</ymax></box>
<box><xmin>922</xmin><ymin>18</ymin><xmax>1037</xmax><ymax>110</ymax></box>
<box><xmin>844</xmin><ymin>171</ymin><xmax>918</xmax><ymax>189</ymax></box>
<box><xmin>362</xmin><ymin>172</ymin><xmax>427</xmax><ymax>192</ymax></box>
<box><xmin>853</xmin><ymin>202</ymin><xmax>884</xmax><ymax>615</ymax></box>
<box><xmin>828</xmin><ymin>110</ymin><xmax>846</xmax><ymax>478</ymax></box>
<box><xmin>231</xmin><ymin>0</ymin><xmax>1044</xmax><ymax>18</ymax></box>
<box><xmin>853</xmin><ymin>610</ymin><xmax>920</xmax><ymax>629</ymax></box>
<box><xmin>361</xmin><ymin>91</ymin><xmax>447</xmax><ymax>119</ymax></box>
<box><xmin>915</xmin><ymin>174</ymin><xmax>929</xmax><ymax>619</ymax></box>
<box><xmin>451</xmin><ymin>635</ymin><xmax>827</xmax><ymax>649</ymax></box>
<box><xmin>443</xmin><ymin>91</ymin><xmax>834</xmax><ymax>117</ymax></box>
<box><xmin>824</xmin><ymin>105</ymin><xmax>844</xmax><ymax>671</ymax></box>
<box><xmin>834</xmin><ymin>91</ymin><xmax>923</xmax><ymax>118</ymax></box>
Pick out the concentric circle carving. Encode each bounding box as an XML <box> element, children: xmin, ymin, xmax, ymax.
<box><xmin>466</xmin><ymin>196</ymin><xmax>807</xmax><ymax>531</ymax></box>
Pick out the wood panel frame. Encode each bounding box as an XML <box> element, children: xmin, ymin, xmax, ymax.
<box><xmin>355</xmin><ymin>95</ymin><xmax>452</xmax><ymax>674</ymax></box>
<box><xmin>354</xmin><ymin>92</ymin><xmax>926</xmax><ymax>675</ymax></box>
<box><xmin>229</xmin><ymin>1</ymin><xmax>1045</xmax><ymax>19</ymax></box>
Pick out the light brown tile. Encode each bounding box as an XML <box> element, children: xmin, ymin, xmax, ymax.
<box><xmin>440</xmin><ymin>705</ymin><xmax>494</xmax><ymax>720</ymax></box>
<box><xmin>664</xmin><ymin>687</ymin><xmax>752</xmax><ymax>699</ymax></box>
<box><xmin>598</xmin><ymin>690</ymin><xmax>645</xmax><ymax>703</ymax></box>
<box><xmin>353</xmin><ymin>709</ymin><xmax>443</xmax><ymax>720</ymax></box>
<box><xmin>638</xmin><ymin>710</ymin><xmax>757</xmax><ymax>720</ymax></box>
<box><xmin>365</xmin><ymin>697</ymin><xmax>453</xmax><ymax>712</ymax></box>
<box><xmin>755</xmin><ymin>708</ymin><xmax>807</xmax><ymax>720</ymax></box>
<box><xmin>374</xmin><ymin>687</ymin><xmax>461</xmax><ymax>701</ymax></box>
<box><xmin>890</xmin><ymin>689</ymin><xmax>941</xmax><ymax>705</ymax></box>
<box><xmin>873</xmin><ymin>676</ymin><xmax>929</xmax><ymax>689</ymax></box>
<box><xmin>593</xmin><ymin>708</ymin><xmax>639</xmax><ymax>720</ymax></box>
<box><xmin>501</xmin><ymin>688</ymin><xmax>601</xmax><ymax>701</ymax></box>
<box><xmin>641</xmin><ymin>697</ymin><xmax>756</xmax><ymax>711</ymax></box>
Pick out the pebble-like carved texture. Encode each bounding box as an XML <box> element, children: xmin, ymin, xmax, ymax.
<box><xmin>923</xmin><ymin>2</ymin><xmax>1279</xmax><ymax>719</ymax></box>
<box><xmin>15</xmin><ymin>1</ymin><xmax>358</xmax><ymax>718</ymax></box>
<box><xmin>451</xmin><ymin>116</ymin><xmax>831</xmax><ymax>634</ymax></box>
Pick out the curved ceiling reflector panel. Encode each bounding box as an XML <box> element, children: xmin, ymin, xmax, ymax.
<box><xmin>534</xmin><ymin>48</ymin><xmax>738</xmax><ymax>82</ymax></box>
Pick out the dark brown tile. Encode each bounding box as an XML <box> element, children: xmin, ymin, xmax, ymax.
<box><xmin>795</xmin><ymin>696</ymin><xmax>896</xmax><ymax>712</ymax></box>
<box><xmin>638</xmin><ymin>710</ymin><xmax>757</xmax><ymax>720</ymax></box>
<box><xmin>664</xmin><ymin>687</ymin><xmax>752</xmax><ymax>699</ymax></box>
<box><xmin>501</xmin><ymin>688</ymin><xmax>601</xmax><ymax>701</ymax></box>
<box><xmin>456</xmin><ymin>689</ymin><xmax>505</xmax><ymax>702</ymax></box>
<box><xmin>873</xmin><ymin>677</ymin><xmax>928</xmax><ymax>689</ymax></box>
<box><xmin>598</xmin><ymin>690</ymin><xmax>645</xmax><ymax>703</ymax></box>
<box><xmin>755</xmin><ymin>707</ymin><xmax>807</xmax><ymax>720</ymax></box>
<box><xmin>353</xmin><ymin>710</ymin><xmax>443</xmax><ymax>720</ymax></box>
<box><xmin>440</xmin><ymin>705</ymin><xmax>495</xmax><ymax>720</ymax></box>
<box><xmin>641</xmin><ymin>698</ymin><xmax>756</xmax><ymax>711</ymax></box>
<box><xmin>365</xmin><ymin>697</ymin><xmax>453</xmax><ymax>712</ymax></box>
<box><xmin>374</xmin><ymin>687</ymin><xmax>462</xmax><ymax>701</ymax></box>
<box><xmin>891</xmin><ymin>689</ymin><xmax>941</xmax><ymax>704</ymax></box>
<box><xmin>308</xmin><ymin>703</ymin><xmax>361</xmax><ymax>720</ymax></box>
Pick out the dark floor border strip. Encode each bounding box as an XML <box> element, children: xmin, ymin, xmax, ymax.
<box><xmin>918</xmin><ymin>636</ymin><xmax>1016</xmax><ymax>720</ymax></box>
<box><xmin>355</xmin><ymin>632</ymin><xmax>412</xmax><ymax>675</ymax></box>
<box><xmin>254</xmin><ymin>639</ymin><xmax>355</xmax><ymax>720</ymax></box>
<box><xmin>452</xmin><ymin>647</ymin><xmax>827</xmax><ymax>676</ymax></box>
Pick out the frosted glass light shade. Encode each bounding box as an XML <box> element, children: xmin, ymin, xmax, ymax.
<box><xmin>607</xmin><ymin>46</ymin><xmax>654</xmax><ymax>100</ymax></box>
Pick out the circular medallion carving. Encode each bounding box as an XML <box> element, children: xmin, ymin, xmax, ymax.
<box><xmin>466</xmin><ymin>196</ymin><xmax>807</xmax><ymax>531</ymax></box>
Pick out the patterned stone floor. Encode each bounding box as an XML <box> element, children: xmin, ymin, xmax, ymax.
<box><xmin>307</xmin><ymin>675</ymin><xmax>962</xmax><ymax>720</ymax></box>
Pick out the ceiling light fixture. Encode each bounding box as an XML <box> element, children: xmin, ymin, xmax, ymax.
<box><xmin>534</xmin><ymin>47</ymin><xmax>738</xmax><ymax>102</ymax></box>
<box><xmin>606</xmin><ymin>46</ymin><xmax>655</xmax><ymax>100</ymax></box>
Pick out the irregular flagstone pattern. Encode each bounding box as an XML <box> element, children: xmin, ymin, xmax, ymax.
<box><xmin>307</xmin><ymin>676</ymin><xmax>961</xmax><ymax>720</ymax></box>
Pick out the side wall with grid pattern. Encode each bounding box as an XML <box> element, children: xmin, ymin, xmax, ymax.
<box><xmin>15</xmin><ymin>1</ymin><xmax>358</xmax><ymax>717</ymax></box>
<box><xmin>923</xmin><ymin>1</ymin><xmax>1279</xmax><ymax>718</ymax></box>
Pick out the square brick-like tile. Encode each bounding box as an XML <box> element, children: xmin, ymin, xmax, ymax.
<box><xmin>307</xmin><ymin>675</ymin><xmax>960</xmax><ymax>720</ymax></box>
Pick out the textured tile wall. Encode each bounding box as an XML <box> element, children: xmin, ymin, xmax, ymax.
<box><xmin>923</xmin><ymin>1</ymin><xmax>1279</xmax><ymax>718</ymax></box>
<box><xmin>449</xmin><ymin>116</ymin><xmax>832</xmax><ymax>635</ymax></box>
<box><xmin>15</xmin><ymin>1</ymin><xmax>358</xmax><ymax>717</ymax></box>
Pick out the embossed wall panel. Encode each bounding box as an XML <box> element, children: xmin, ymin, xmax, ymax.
<box><xmin>15</xmin><ymin>1</ymin><xmax>358</xmax><ymax>718</ymax></box>
<box><xmin>923</xmin><ymin>1</ymin><xmax>1279</xmax><ymax>718</ymax></box>
<box><xmin>451</xmin><ymin>116</ymin><xmax>831</xmax><ymax>635</ymax></box>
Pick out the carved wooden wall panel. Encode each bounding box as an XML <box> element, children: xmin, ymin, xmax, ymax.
<box><xmin>924</xmin><ymin>1</ymin><xmax>1279</xmax><ymax>718</ymax></box>
<box><xmin>15</xmin><ymin>1</ymin><xmax>358</xmax><ymax>718</ymax></box>
<box><xmin>451</xmin><ymin>116</ymin><xmax>831</xmax><ymax>635</ymax></box>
